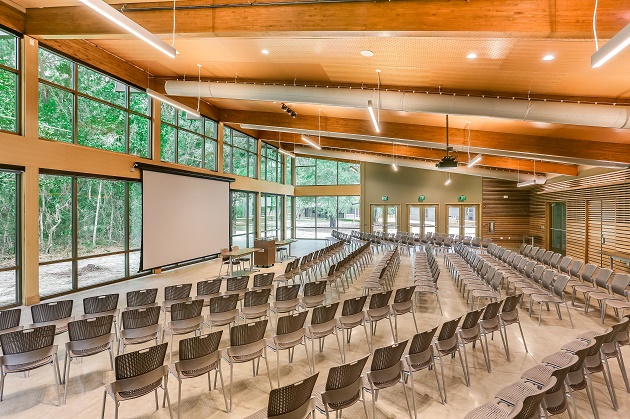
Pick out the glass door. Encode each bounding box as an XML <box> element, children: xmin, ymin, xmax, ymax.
<box><xmin>407</xmin><ymin>204</ymin><xmax>438</xmax><ymax>235</ymax></box>
<box><xmin>371</xmin><ymin>204</ymin><xmax>399</xmax><ymax>234</ymax></box>
<box><xmin>371</xmin><ymin>205</ymin><xmax>384</xmax><ymax>233</ymax></box>
<box><xmin>447</xmin><ymin>204</ymin><xmax>480</xmax><ymax>237</ymax></box>
<box><xmin>549</xmin><ymin>202</ymin><xmax>566</xmax><ymax>255</ymax></box>
<box><xmin>408</xmin><ymin>205</ymin><xmax>421</xmax><ymax>234</ymax></box>
<box><xmin>424</xmin><ymin>206</ymin><xmax>437</xmax><ymax>234</ymax></box>
<box><xmin>386</xmin><ymin>206</ymin><xmax>399</xmax><ymax>234</ymax></box>
<box><xmin>463</xmin><ymin>205</ymin><xmax>478</xmax><ymax>237</ymax></box>
<box><xmin>447</xmin><ymin>205</ymin><xmax>461</xmax><ymax>236</ymax></box>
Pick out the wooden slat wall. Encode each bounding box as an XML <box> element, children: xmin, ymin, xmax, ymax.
<box><xmin>529</xmin><ymin>169</ymin><xmax>630</xmax><ymax>273</ymax></box>
<box><xmin>482</xmin><ymin>178</ymin><xmax>530</xmax><ymax>248</ymax></box>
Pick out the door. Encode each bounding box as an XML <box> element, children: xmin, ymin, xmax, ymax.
<box><xmin>386</xmin><ymin>206</ymin><xmax>399</xmax><ymax>234</ymax></box>
<box><xmin>407</xmin><ymin>204</ymin><xmax>438</xmax><ymax>235</ymax></box>
<box><xmin>447</xmin><ymin>204</ymin><xmax>480</xmax><ymax>237</ymax></box>
<box><xmin>548</xmin><ymin>202</ymin><xmax>567</xmax><ymax>255</ymax></box>
<box><xmin>371</xmin><ymin>204</ymin><xmax>399</xmax><ymax>234</ymax></box>
<box><xmin>587</xmin><ymin>200</ymin><xmax>602</xmax><ymax>266</ymax></box>
<box><xmin>371</xmin><ymin>205</ymin><xmax>384</xmax><ymax>233</ymax></box>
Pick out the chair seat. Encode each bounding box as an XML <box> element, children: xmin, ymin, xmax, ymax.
<box><xmin>225</xmin><ymin>350</ymin><xmax>263</xmax><ymax>364</ymax></box>
<box><xmin>530</xmin><ymin>293</ymin><xmax>561</xmax><ymax>303</ymax></box>
<box><xmin>573</xmin><ymin>285</ymin><xmax>595</xmax><ymax>294</ymax></box>
<box><xmin>464</xmin><ymin>402</ymin><xmax>513</xmax><ymax>419</ymax></box>
<box><xmin>3</xmin><ymin>354</ymin><xmax>54</xmax><ymax>373</ymax></box>
<box><xmin>520</xmin><ymin>364</ymin><xmax>555</xmax><ymax>385</ymax></box>
<box><xmin>69</xmin><ymin>342</ymin><xmax>112</xmax><ymax>358</ymax></box>
<box><xmin>602</xmin><ymin>298</ymin><xmax>630</xmax><ymax>309</ymax></box>
<box><xmin>586</xmin><ymin>291</ymin><xmax>613</xmax><ymax>301</ymax></box>
<box><xmin>176</xmin><ymin>360</ymin><xmax>219</xmax><ymax>379</ymax></box>
<box><xmin>495</xmin><ymin>381</ymin><xmax>539</xmax><ymax>405</ymax></box>
<box><xmin>123</xmin><ymin>333</ymin><xmax>158</xmax><ymax>345</ymax></box>
<box><xmin>106</xmin><ymin>378</ymin><xmax>162</xmax><ymax>401</ymax></box>
<box><xmin>267</xmin><ymin>337</ymin><xmax>303</xmax><ymax>351</ymax></box>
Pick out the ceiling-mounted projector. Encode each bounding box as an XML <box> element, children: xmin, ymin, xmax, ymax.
<box><xmin>436</xmin><ymin>114</ymin><xmax>458</xmax><ymax>169</ymax></box>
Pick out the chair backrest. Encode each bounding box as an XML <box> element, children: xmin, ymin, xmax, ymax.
<box><xmin>170</xmin><ymin>299</ymin><xmax>204</xmax><ymax>321</ymax></box>
<box><xmin>326</xmin><ymin>263</ymin><xmax>337</xmax><ymax>277</ymax></box>
<box><xmin>209</xmin><ymin>294</ymin><xmax>239</xmax><ymax>314</ymax></box>
<box><xmin>179</xmin><ymin>331</ymin><xmax>222</xmax><ymax>361</ymax></box>
<box><xmin>267</xmin><ymin>373</ymin><xmax>319</xmax><ymax>418</ymax></box>
<box><xmin>126</xmin><ymin>288</ymin><xmax>158</xmax><ymax>307</ymax></box>
<box><xmin>341</xmin><ymin>296</ymin><xmax>367</xmax><ymax>316</ymax></box>
<box><xmin>532</xmin><ymin>265</ymin><xmax>545</xmax><ymax>282</ymax></box>
<box><xmin>325</xmin><ymin>355</ymin><xmax>369</xmax><ymax>392</ymax></box>
<box><xmin>593</xmin><ymin>267</ymin><xmax>613</xmax><ymax>289</ymax></box>
<box><xmin>121</xmin><ymin>306</ymin><xmax>161</xmax><ymax>330</ymax></box>
<box><xmin>512</xmin><ymin>377</ymin><xmax>557</xmax><ymax>419</ymax></box>
<box><xmin>409</xmin><ymin>326</ymin><xmax>438</xmax><ymax>356</ymax></box>
<box><xmin>557</xmin><ymin>256</ymin><xmax>573</xmax><ymax>274</ymax></box>
<box><xmin>481</xmin><ymin>300</ymin><xmax>503</xmax><ymax>321</ymax></box>
<box><xmin>371</xmin><ymin>340</ymin><xmax>408</xmax><ymax>371</ymax></box>
<box><xmin>244</xmin><ymin>289</ymin><xmax>272</xmax><ymax>308</ymax></box>
<box><xmin>303</xmin><ymin>281</ymin><xmax>327</xmax><ymax>297</ymax></box>
<box><xmin>541</xmin><ymin>269</ymin><xmax>556</xmax><ymax>289</ymax></box>
<box><xmin>541</xmin><ymin>250</ymin><xmax>554</xmax><ymax>265</ymax></box>
<box><xmin>227</xmin><ymin>276</ymin><xmax>250</xmax><ymax>292</ymax></box>
<box><xmin>311</xmin><ymin>302</ymin><xmax>339</xmax><ymax>325</ymax></box>
<box><xmin>603</xmin><ymin>316</ymin><xmax>629</xmax><ymax>344</ymax></box>
<box><xmin>221</xmin><ymin>248</ymin><xmax>230</xmax><ymax>262</ymax></box>
<box><xmin>197</xmin><ymin>279</ymin><xmax>222</xmax><ymax>296</ymax></box>
<box><xmin>549</xmin><ymin>253</ymin><xmax>561</xmax><ymax>268</ymax></box>
<box><xmin>0</xmin><ymin>325</ymin><xmax>55</xmax><ymax>355</ymax></box>
<box><xmin>437</xmin><ymin>316</ymin><xmax>462</xmax><ymax>342</ymax></box>
<box><xmin>393</xmin><ymin>286</ymin><xmax>415</xmax><ymax>303</ymax></box>
<box><xmin>552</xmin><ymin>274</ymin><xmax>571</xmax><ymax>297</ymax></box>
<box><xmin>253</xmin><ymin>272</ymin><xmax>275</xmax><ymax>288</ymax></box>
<box><xmin>501</xmin><ymin>295</ymin><xmax>521</xmax><ymax>314</ymax></box>
<box><xmin>523</xmin><ymin>260</ymin><xmax>537</xmax><ymax>277</ymax></box>
<box><xmin>115</xmin><ymin>343</ymin><xmax>167</xmax><ymax>380</ymax></box>
<box><xmin>31</xmin><ymin>299</ymin><xmax>73</xmax><ymax>323</ymax></box>
<box><xmin>68</xmin><ymin>315</ymin><xmax>113</xmax><ymax>341</ymax></box>
<box><xmin>369</xmin><ymin>290</ymin><xmax>392</xmax><ymax>309</ymax></box>
<box><xmin>164</xmin><ymin>283</ymin><xmax>192</xmax><ymax>301</ymax></box>
<box><xmin>277</xmin><ymin>311</ymin><xmax>308</xmax><ymax>335</ymax></box>
<box><xmin>0</xmin><ymin>308</ymin><xmax>21</xmax><ymax>331</ymax></box>
<box><xmin>580</xmin><ymin>263</ymin><xmax>598</xmax><ymax>283</ymax></box>
<box><xmin>461</xmin><ymin>309</ymin><xmax>484</xmax><ymax>331</ymax></box>
<box><xmin>276</xmin><ymin>284</ymin><xmax>301</xmax><ymax>301</ymax></box>
<box><xmin>230</xmin><ymin>319</ymin><xmax>268</xmax><ymax>346</ymax></box>
<box><xmin>568</xmin><ymin>259</ymin><xmax>584</xmax><ymax>278</ymax></box>
<box><xmin>610</xmin><ymin>273</ymin><xmax>630</xmax><ymax>297</ymax></box>
<box><xmin>83</xmin><ymin>294</ymin><xmax>119</xmax><ymax>315</ymax></box>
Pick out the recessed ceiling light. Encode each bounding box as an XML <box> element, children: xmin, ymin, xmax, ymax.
<box><xmin>261</xmin><ymin>49</ymin><xmax>270</xmax><ymax>55</ymax></box>
<box><xmin>542</xmin><ymin>54</ymin><xmax>555</xmax><ymax>61</ymax></box>
<box><xmin>466</xmin><ymin>53</ymin><xmax>477</xmax><ymax>59</ymax></box>
<box><xmin>361</xmin><ymin>50</ymin><xmax>374</xmax><ymax>57</ymax></box>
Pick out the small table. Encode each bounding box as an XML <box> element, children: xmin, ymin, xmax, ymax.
<box><xmin>602</xmin><ymin>250</ymin><xmax>630</xmax><ymax>270</ymax></box>
<box><xmin>222</xmin><ymin>248</ymin><xmax>261</xmax><ymax>276</ymax></box>
<box><xmin>275</xmin><ymin>239</ymin><xmax>298</xmax><ymax>261</ymax></box>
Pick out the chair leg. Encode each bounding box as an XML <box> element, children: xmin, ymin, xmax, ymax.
<box><xmin>584</xmin><ymin>371</ymin><xmax>600</xmax><ymax>419</ymax></box>
<box><xmin>177</xmin><ymin>380</ymin><xmax>182</xmax><ymax>419</ymax></box>
<box><xmin>229</xmin><ymin>363</ymin><xmax>234</xmax><ymax>412</ymax></box>
<box><xmin>218</xmin><ymin>365</ymin><xmax>229</xmax><ymax>412</ymax></box>
<box><xmin>565</xmin><ymin>302</ymin><xmax>574</xmax><ymax>328</ymax></box>
<box><xmin>458</xmin><ymin>346</ymin><xmax>470</xmax><ymax>387</ymax></box>
<box><xmin>164</xmin><ymin>378</ymin><xmax>174</xmax><ymax>419</ymax></box>
<box><xmin>407</xmin><ymin>372</ymin><xmax>417</xmax><ymax>419</ymax></box>
<box><xmin>101</xmin><ymin>389</ymin><xmax>107</xmax><ymax>419</ymax></box>
<box><xmin>616</xmin><ymin>348</ymin><xmax>630</xmax><ymax>392</ymax></box>
<box><xmin>63</xmin><ymin>353</ymin><xmax>71</xmax><ymax>403</ymax></box>
<box><xmin>601</xmin><ymin>358</ymin><xmax>619</xmax><ymax>409</ymax></box>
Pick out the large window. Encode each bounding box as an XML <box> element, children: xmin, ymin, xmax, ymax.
<box><xmin>231</xmin><ymin>191</ymin><xmax>257</xmax><ymax>248</ymax></box>
<box><xmin>261</xmin><ymin>143</ymin><xmax>283</xmax><ymax>183</ymax></box>
<box><xmin>160</xmin><ymin>103</ymin><xmax>218</xmax><ymax>170</ymax></box>
<box><xmin>261</xmin><ymin>194</ymin><xmax>283</xmax><ymax>239</ymax></box>
<box><xmin>38</xmin><ymin>174</ymin><xmax>143</xmax><ymax>298</ymax></box>
<box><xmin>38</xmin><ymin>47</ymin><xmax>151</xmax><ymax>157</ymax></box>
<box><xmin>0</xmin><ymin>29</ymin><xmax>19</xmax><ymax>133</ymax></box>
<box><xmin>296</xmin><ymin>157</ymin><xmax>360</xmax><ymax>186</ymax></box>
<box><xmin>0</xmin><ymin>170</ymin><xmax>19</xmax><ymax>307</ymax></box>
<box><xmin>296</xmin><ymin>196</ymin><xmax>360</xmax><ymax>239</ymax></box>
<box><xmin>549</xmin><ymin>202</ymin><xmax>566</xmax><ymax>255</ymax></box>
<box><xmin>285</xmin><ymin>196</ymin><xmax>294</xmax><ymax>239</ymax></box>
<box><xmin>408</xmin><ymin>204</ymin><xmax>438</xmax><ymax>235</ymax></box>
<box><xmin>223</xmin><ymin>127</ymin><xmax>257</xmax><ymax>178</ymax></box>
<box><xmin>285</xmin><ymin>156</ymin><xmax>293</xmax><ymax>185</ymax></box>
<box><xmin>447</xmin><ymin>204</ymin><xmax>479</xmax><ymax>237</ymax></box>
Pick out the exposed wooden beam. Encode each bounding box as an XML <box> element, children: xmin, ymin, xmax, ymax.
<box><xmin>221</xmin><ymin>109</ymin><xmax>630</xmax><ymax>165</ymax></box>
<box><xmin>0</xmin><ymin>0</ymin><xmax>25</xmax><ymax>34</ymax></box>
<box><xmin>25</xmin><ymin>0</ymin><xmax>629</xmax><ymax>39</ymax></box>
<box><xmin>260</xmin><ymin>131</ymin><xmax>578</xmax><ymax>175</ymax></box>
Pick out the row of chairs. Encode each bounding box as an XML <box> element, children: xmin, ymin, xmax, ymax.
<box><xmin>274</xmin><ymin>241</ymin><xmax>347</xmax><ymax>288</ymax></box>
<box><xmin>362</xmin><ymin>247</ymin><xmax>401</xmax><ymax>294</ymax></box>
<box><xmin>326</xmin><ymin>230</ymin><xmax>352</xmax><ymax>245</ymax></box>
<box><xmin>466</xmin><ymin>315</ymin><xmax>630</xmax><ymax>419</ymax></box>
<box><xmin>412</xmin><ymin>245</ymin><xmax>443</xmax><ymax>314</ymax></box>
<box><xmin>320</xmin><ymin>242</ymin><xmax>374</xmax><ymax>296</ymax></box>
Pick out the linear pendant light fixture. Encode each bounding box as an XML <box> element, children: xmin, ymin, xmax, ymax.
<box><xmin>367</xmin><ymin>69</ymin><xmax>381</xmax><ymax>133</ymax></box>
<box><xmin>278</xmin><ymin>148</ymin><xmax>295</xmax><ymax>158</ymax></box>
<box><xmin>367</xmin><ymin>100</ymin><xmax>380</xmax><ymax>133</ymax></box>
<box><xmin>391</xmin><ymin>141</ymin><xmax>398</xmax><ymax>171</ymax></box>
<box><xmin>79</xmin><ymin>0</ymin><xmax>178</xmax><ymax>58</ymax></box>
<box><xmin>591</xmin><ymin>1</ymin><xmax>630</xmax><ymax>68</ymax></box>
<box><xmin>146</xmin><ymin>88</ymin><xmax>200</xmax><ymax>117</ymax></box>
<box><xmin>301</xmin><ymin>135</ymin><xmax>322</xmax><ymax>150</ymax></box>
<box><xmin>517</xmin><ymin>159</ymin><xmax>536</xmax><ymax>187</ymax></box>
<box><xmin>444</xmin><ymin>172</ymin><xmax>452</xmax><ymax>186</ymax></box>
<box><xmin>465</xmin><ymin>121</ymin><xmax>482</xmax><ymax>167</ymax></box>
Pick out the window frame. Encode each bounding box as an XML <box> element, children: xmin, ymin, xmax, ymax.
<box><xmin>295</xmin><ymin>156</ymin><xmax>360</xmax><ymax>186</ymax></box>
<box><xmin>0</xmin><ymin>169</ymin><xmax>21</xmax><ymax>308</ymax></box>
<box><xmin>260</xmin><ymin>142</ymin><xmax>284</xmax><ymax>183</ymax></box>
<box><xmin>295</xmin><ymin>195</ymin><xmax>360</xmax><ymax>239</ymax></box>
<box><xmin>223</xmin><ymin>126</ymin><xmax>258</xmax><ymax>178</ymax></box>
<box><xmin>230</xmin><ymin>190</ymin><xmax>257</xmax><ymax>248</ymax></box>
<box><xmin>0</xmin><ymin>27</ymin><xmax>21</xmax><ymax>135</ymax></box>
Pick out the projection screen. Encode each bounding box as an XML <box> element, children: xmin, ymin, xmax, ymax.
<box><xmin>141</xmin><ymin>168</ymin><xmax>231</xmax><ymax>271</ymax></box>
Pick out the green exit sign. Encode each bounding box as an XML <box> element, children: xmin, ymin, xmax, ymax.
<box><xmin>381</xmin><ymin>196</ymin><xmax>388</xmax><ymax>201</ymax></box>
<box><xmin>418</xmin><ymin>195</ymin><xmax>426</xmax><ymax>202</ymax></box>
<box><xmin>458</xmin><ymin>195</ymin><xmax>467</xmax><ymax>202</ymax></box>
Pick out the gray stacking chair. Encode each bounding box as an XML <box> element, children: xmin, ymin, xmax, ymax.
<box><xmin>195</xmin><ymin>279</ymin><xmax>222</xmax><ymax>307</ymax></box>
<box><xmin>31</xmin><ymin>300</ymin><xmax>74</xmax><ymax>336</ymax></box>
<box><xmin>166</xmin><ymin>332</ymin><xmax>228</xmax><ymax>418</ymax></box>
<box><xmin>267</xmin><ymin>311</ymin><xmax>313</xmax><ymax>387</ymax></box>
<box><xmin>404</xmin><ymin>326</ymin><xmax>444</xmax><ymax>406</ymax></box>
<box><xmin>82</xmin><ymin>294</ymin><xmax>119</xmax><ymax>337</ymax></box>
<box><xmin>586</xmin><ymin>273</ymin><xmax>630</xmax><ymax>322</ymax></box>
<box><xmin>161</xmin><ymin>299</ymin><xmax>204</xmax><ymax>363</ymax></box>
<box><xmin>126</xmin><ymin>288</ymin><xmax>158</xmax><ymax>310</ymax></box>
<box><xmin>270</xmin><ymin>284</ymin><xmax>301</xmax><ymax>329</ymax></box>
<box><xmin>240</xmin><ymin>288</ymin><xmax>272</xmax><ymax>323</ymax></box>
<box><xmin>364</xmin><ymin>340</ymin><xmax>412</xmax><ymax>419</ymax></box>
<box><xmin>576</xmin><ymin>267</ymin><xmax>613</xmax><ymax>312</ymax></box>
<box><xmin>0</xmin><ymin>308</ymin><xmax>22</xmax><ymax>339</ymax></box>
<box><xmin>119</xmin><ymin>306</ymin><xmax>161</xmax><ymax>354</ymax></box>
<box><xmin>204</xmin><ymin>294</ymin><xmax>239</xmax><ymax>334</ymax></box>
<box><xmin>530</xmin><ymin>274</ymin><xmax>574</xmax><ymax>327</ymax></box>
<box><xmin>548</xmin><ymin>253</ymin><xmax>562</xmax><ymax>269</ymax></box>
<box><xmin>306</xmin><ymin>302</ymin><xmax>343</xmax><ymax>367</ymax></box>
<box><xmin>299</xmin><ymin>281</ymin><xmax>327</xmax><ymax>310</ymax></box>
<box><xmin>225</xmin><ymin>275</ymin><xmax>250</xmax><ymax>304</ymax></box>
<box><xmin>0</xmin><ymin>325</ymin><xmax>62</xmax><ymax>406</ymax></box>
<box><xmin>479</xmin><ymin>300</ymin><xmax>508</xmax><ymax>373</ymax></box>
<box><xmin>101</xmin><ymin>343</ymin><xmax>172</xmax><ymax>419</ymax></box>
<box><xmin>458</xmin><ymin>309</ymin><xmax>489</xmax><ymax>376</ymax></box>
<box><xmin>499</xmin><ymin>294</ymin><xmax>528</xmax><ymax>359</ymax></box>
<box><xmin>434</xmin><ymin>316</ymin><xmax>466</xmax><ymax>403</ymax></box>
<box><xmin>570</xmin><ymin>263</ymin><xmax>598</xmax><ymax>304</ymax></box>
<box><xmin>223</xmin><ymin>319</ymin><xmax>272</xmax><ymax>412</ymax></box>
<box><xmin>162</xmin><ymin>283</ymin><xmax>193</xmax><ymax>320</ymax></box>
<box><xmin>252</xmin><ymin>272</ymin><xmax>275</xmax><ymax>293</ymax></box>
<box><xmin>336</xmin><ymin>296</ymin><xmax>370</xmax><ymax>362</ymax></box>
<box><xmin>64</xmin><ymin>315</ymin><xmax>115</xmax><ymax>402</ymax></box>
<box><xmin>391</xmin><ymin>286</ymin><xmax>418</xmax><ymax>341</ymax></box>
<box><xmin>365</xmin><ymin>290</ymin><xmax>395</xmax><ymax>341</ymax></box>
<box><xmin>556</xmin><ymin>256</ymin><xmax>573</xmax><ymax>275</ymax></box>
<box><xmin>314</xmin><ymin>355</ymin><xmax>370</xmax><ymax>418</ymax></box>
<box><xmin>464</xmin><ymin>379</ymin><xmax>555</xmax><ymax>419</ymax></box>
<box><xmin>243</xmin><ymin>373</ymin><xmax>319</xmax><ymax>419</ymax></box>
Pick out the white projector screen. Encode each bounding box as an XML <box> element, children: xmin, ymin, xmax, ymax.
<box><xmin>141</xmin><ymin>169</ymin><xmax>230</xmax><ymax>270</ymax></box>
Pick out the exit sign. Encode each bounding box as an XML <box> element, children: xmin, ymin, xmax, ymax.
<box><xmin>418</xmin><ymin>195</ymin><xmax>426</xmax><ymax>202</ymax></box>
<box><xmin>381</xmin><ymin>196</ymin><xmax>388</xmax><ymax>201</ymax></box>
<box><xmin>458</xmin><ymin>195</ymin><xmax>467</xmax><ymax>202</ymax></box>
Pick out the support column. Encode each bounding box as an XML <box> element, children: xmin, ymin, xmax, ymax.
<box><xmin>217</xmin><ymin>122</ymin><xmax>224</xmax><ymax>173</ymax></box>
<box><xmin>22</xmin><ymin>35</ymin><xmax>38</xmax><ymax>139</ymax></box>
<box><xmin>151</xmin><ymin>98</ymin><xmax>161</xmax><ymax>161</ymax></box>
<box><xmin>22</xmin><ymin>166</ymin><xmax>40</xmax><ymax>305</ymax></box>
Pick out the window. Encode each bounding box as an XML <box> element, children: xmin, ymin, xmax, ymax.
<box><xmin>285</xmin><ymin>196</ymin><xmax>294</xmax><ymax>239</ymax></box>
<box><xmin>261</xmin><ymin>143</ymin><xmax>283</xmax><ymax>183</ymax></box>
<box><xmin>38</xmin><ymin>47</ymin><xmax>151</xmax><ymax>157</ymax></box>
<box><xmin>159</xmin><ymin>103</ymin><xmax>218</xmax><ymax>170</ymax></box>
<box><xmin>0</xmin><ymin>170</ymin><xmax>19</xmax><ymax>307</ymax></box>
<box><xmin>261</xmin><ymin>194</ymin><xmax>283</xmax><ymax>239</ymax></box>
<box><xmin>295</xmin><ymin>157</ymin><xmax>359</xmax><ymax>185</ymax></box>
<box><xmin>446</xmin><ymin>204</ymin><xmax>480</xmax><ymax>237</ymax></box>
<box><xmin>549</xmin><ymin>202</ymin><xmax>566</xmax><ymax>255</ymax></box>
<box><xmin>223</xmin><ymin>127</ymin><xmax>257</xmax><ymax>178</ymax></box>
<box><xmin>38</xmin><ymin>174</ymin><xmax>144</xmax><ymax>298</ymax></box>
<box><xmin>296</xmin><ymin>196</ymin><xmax>360</xmax><ymax>239</ymax></box>
<box><xmin>231</xmin><ymin>191</ymin><xmax>257</xmax><ymax>248</ymax></box>
<box><xmin>0</xmin><ymin>29</ymin><xmax>19</xmax><ymax>133</ymax></box>
<box><xmin>407</xmin><ymin>204</ymin><xmax>438</xmax><ymax>235</ymax></box>
<box><xmin>285</xmin><ymin>156</ymin><xmax>293</xmax><ymax>185</ymax></box>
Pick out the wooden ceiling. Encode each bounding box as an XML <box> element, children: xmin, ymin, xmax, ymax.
<box><xmin>7</xmin><ymin>0</ymin><xmax>630</xmax><ymax>175</ymax></box>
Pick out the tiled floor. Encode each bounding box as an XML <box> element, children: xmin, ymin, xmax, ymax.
<box><xmin>1</xmin><ymin>240</ymin><xmax>629</xmax><ymax>418</ymax></box>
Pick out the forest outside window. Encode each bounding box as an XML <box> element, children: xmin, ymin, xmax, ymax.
<box><xmin>261</xmin><ymin>143</ymin><xmax>283</xmax><ymax>183</ymax></box>
<box><xmin>223</xmin><ymin>126</ymin><xmax>257</xmax><ymax>178</ymax></box>
<box><xmin>0</xmin><ymin>170</ymin><xmax>19</xmax><ymax>308</ymax></box>
<box><xmin>37</xmin><ymin>47</ymin><xmax>151</xmax><ymax>157</ymax></box>
<box><xmin>231</xmin><ymin>190</ymin><xmax>257</xmax><ymax>248</ymax></box>
<box><xmin>0</xmin><ymin>28</ymin><xmax>19</xmax><ymax>134</ymax></box>
<box><xmin>159</xmin><ymin>102</ymin><xmax>218</xmax><ymax>170</ymax></box>
<box><xmin>295</xmin><ymin>196</ymin><xmax>360</xmax><ymax>239</ymax></box>
<box><xmin>285</xmin><ymin>156</ymin><xmax>293</xmax><ymax>185</ymax></box>
<box><xmin>261</xmin><ymin>194</ymin><xmax>283</xmax><ymax>239</ymax></box>
<box><xmin>295</xmin><ymin>157</ymin><xmax>360</xmax><ymax>185</ymax></box>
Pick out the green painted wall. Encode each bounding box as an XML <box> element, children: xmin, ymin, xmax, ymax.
<box><xmin>360</xmin><ymin>162</ymin><xmax>483</xmax><ymax>234</ymax></box>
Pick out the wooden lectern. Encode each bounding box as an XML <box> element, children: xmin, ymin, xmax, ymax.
<box><xmin>254</xmin><ymin>238</ymin><xmax>276</xmax><ymax>267</ymax></box>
